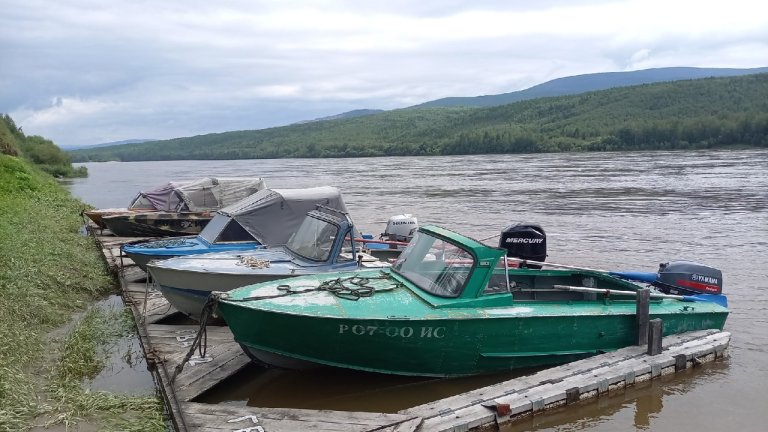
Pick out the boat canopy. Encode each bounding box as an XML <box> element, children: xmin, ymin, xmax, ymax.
<box><xmin>128</xmin><ymin>177</ymin><xmax>266</xmax><ymax>212</ymax></box>
<box><xmin>200</xmin><ymin>186</ymin><xmax>351</xmax><ymax>246</ymax></box>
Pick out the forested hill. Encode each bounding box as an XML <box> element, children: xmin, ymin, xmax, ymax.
<box><xmin>413</xmin><ymin>66</ymin><xmax>768</xmax><ymax>108</ymax></box>
<box><xmin>69</xmin><ymin>73</ymin><xmax>768</xmax><ymax>162</ymax></box>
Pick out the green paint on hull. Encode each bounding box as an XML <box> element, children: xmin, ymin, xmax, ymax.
<box><xmin>217</xmin><ymin>226</ymin><xmax>729</xmax><ymax>377</ymax></box>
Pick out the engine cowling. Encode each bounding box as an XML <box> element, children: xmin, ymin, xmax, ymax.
<box><xmin>499</xmin><ymin>223</ymin><xmax>546</xmax><ymax>268</ymax></box>
<box><xmin>382</xmin><ymin>214</ymin><xmax>418</xmax><ymax>242</ymax></box>
<box><xmin>654</xmin><ymin>261</ymin><xmax>723</xmax><ymax>295</ymax></box>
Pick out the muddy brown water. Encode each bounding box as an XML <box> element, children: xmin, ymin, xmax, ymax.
<box><xmin>66</xmin><ymin>150</ymin><xmax>768</xmax><ymax>430</ymax></box>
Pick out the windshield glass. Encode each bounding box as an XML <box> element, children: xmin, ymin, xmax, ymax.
<box><xmin>129</xmin><ymin>195</ymin><xmax>155</xmax><ymax>210</ymax></box>
<box><xmin>199</xmin><ymin>215</ymin><xmax>256</xmax><ymax>243</ymax></box>
<box><xmin>286</xmin><ymin>216</ymin><xmax>339</xmax><ymax>261</ymax></box>
<box><xmin>392</xmin><ymin>231</ymin><xmax>474</xmax><ymax>297</ymax></box>
<box><xmin>199</xmin><ymin>214</ymin><xmax>229</xmax><ymax>243</ymax></box>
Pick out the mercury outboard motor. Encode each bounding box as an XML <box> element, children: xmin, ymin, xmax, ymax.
<box><xmin>654</xmin><ymin>261</ymin><xmax>723</xmax><ymax>295</ymax></box>
<box><xmin>499</xmin><ymin>223</ymin><xmax>546</xmax><ymax>268</ymax></box>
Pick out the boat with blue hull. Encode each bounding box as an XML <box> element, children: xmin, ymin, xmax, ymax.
<box><xmin>147</xmin><ymin>207</ymin><xmax>389</xmax><ymax>320</ymax></box>
<box><xmin>123</xmin><ymin>187</ymin><xmax>349</xmax><ymax>270</ymax></box>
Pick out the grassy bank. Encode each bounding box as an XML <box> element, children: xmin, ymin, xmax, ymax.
<box><xmin>0</xmin><ymin>155</ymin><xmax>165</xmax><ymax>431</ymax></box>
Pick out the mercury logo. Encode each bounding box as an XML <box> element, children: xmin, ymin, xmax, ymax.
<box><xmin>506</xmin><ymin>238</ymin><xmax>544</xmax><ymax>244</ymax></box>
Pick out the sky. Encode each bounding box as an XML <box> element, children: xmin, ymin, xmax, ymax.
<box><xmin>1</xmin><ymin>0</ymin><xmax>767</xmax><ymax>148</ymax></box>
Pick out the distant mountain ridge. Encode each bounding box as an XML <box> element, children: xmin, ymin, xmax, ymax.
<box><xmin>295</xmin><ymin>109</ymin><xmax>385</xmax><ymax>124</ymax></box>
<box><xmin>411</xmin><ymin>66</ymin><xmax>768</xmax><ymax>108</ymax></box>
<box><xmin>67</xmin><ymin>66</ymin><xmax>768</xmax><ymax>149</ymax></box>
<box><xmin>63</xmin><ymin>138</ymin><xmax>156</xmax><ymax>150</ymax></box>
<box><xmin>68</xmin><ymin>73</ymin><xmax>768</xmax><ymax>162</ymax></box>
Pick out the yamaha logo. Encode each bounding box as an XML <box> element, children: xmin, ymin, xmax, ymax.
<box><xmin>691</xmin><ymin>274</ymin><xmax>719</xmax><ymax>285</ymax></box>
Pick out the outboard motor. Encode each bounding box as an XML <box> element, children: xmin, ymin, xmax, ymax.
<box><xmin>382</xmin><ymin>214</ymin><xmax>418</xmax><ymax>242</ymax></box>
<box><xmin>654</xmin><ymin>261</ymin><xmax>723</xmax><ymax>295</ymax></box>
<box><xmin>499</xmin><ymin>223</ymin><xmax>547</xmax><ymax>268</ymax></box>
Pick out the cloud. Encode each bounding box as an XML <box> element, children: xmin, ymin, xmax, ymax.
<box><xmin>1</xmin><ymin>0</ymin><xmax>766</xmax><ymax>146</ymax></box>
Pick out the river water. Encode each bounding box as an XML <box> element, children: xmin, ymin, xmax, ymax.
<box><xmin>66</xmin><ymin>150</ymin><xmax>768</xmax><ymax>431</ymax></box>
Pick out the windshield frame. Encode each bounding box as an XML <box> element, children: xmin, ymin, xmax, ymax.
<box><xmin>392</xmin><ymin>231</ymin><xmax>476</xmax><ymax>298</ymax></box>
<box><xmin>285</xmin><ymin>212</ymin><xmax>342</xmax><ymax>262</ymax></box>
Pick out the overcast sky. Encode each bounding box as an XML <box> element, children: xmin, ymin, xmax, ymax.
<box><xmin>2</xmin><ymin>0</ymin><xmax>766</xmax><ymax>147</ymax></box>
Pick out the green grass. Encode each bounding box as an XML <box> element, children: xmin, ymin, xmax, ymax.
<box><xmin>45</xmin><ymin>307</ymin><xmax>166</xmax><ymax>431</ymax></box>
<box><xmin>0</xmin><ymin>155</ymin><xmax>165</xmax><ymax>431</ymax></box>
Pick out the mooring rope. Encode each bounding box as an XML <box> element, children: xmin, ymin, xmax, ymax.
<box><xmin>171</xmin><ymin>294</ymin><xmax>217</xmax><ymax>382</ymax></box>
<box><xmin>171</xmin><ymin>271</ymin><xmax>402</xmax><ymax>380</ymax></box>
<box><xmin>237</xmin><ymin>271</ymin><xmax>403</xmax><ymax>302</ymax></box>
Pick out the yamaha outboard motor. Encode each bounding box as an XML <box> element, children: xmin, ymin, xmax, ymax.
<box><xmin>499</xmin><ymin>224</ymin><xmax>546</xmax><ymax>269</ymax></box>
<box><xmin>654</xmin><ymin>261</ymin><xmax>723</xmax><ymax>295</ymax></box>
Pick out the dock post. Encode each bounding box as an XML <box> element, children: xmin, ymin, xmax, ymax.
<box><xmin>636</xmin><ymin>288</ymin><xmax>650</xmax><ymax>346</ymax></box>
<box><xmin>647</xmin><ymin>319</ymin><xmax>663</xmax><ymax>355</ymax></box>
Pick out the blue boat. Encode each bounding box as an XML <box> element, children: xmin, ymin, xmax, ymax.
<box><xmin>147</xmin><ymin>207</ymin><xmax>389</xmax><ymax>320</ymax></box>
<box><xmin>122</xmin><ymin>187</ymin><xmax>349</xmax><ymax>270</ymax></box>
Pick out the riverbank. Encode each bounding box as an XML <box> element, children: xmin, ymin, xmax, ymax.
<box><xmin>0</xmin><ymin>155</ymin><xmax>164</xmax><ymax>431</ymax></box>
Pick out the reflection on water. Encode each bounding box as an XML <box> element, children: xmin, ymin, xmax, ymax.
<box><xmin>199</xmin><ymin>363</ymin><xmax>537</xmax><ymax>413</ymax></box>
<box><xmin>84</xmin><ymin>295</ymin><xmax>156</xmax><ymax>396</ymax></box>
<box><xmin>67</xmin><ymin>149</ymin><xmax>768</xmax><ymax>429</ymax></box>
<box><xmin>502</xmin><ymin>360</ymin><xmax>731</xmax><ymax>431</ymax></box>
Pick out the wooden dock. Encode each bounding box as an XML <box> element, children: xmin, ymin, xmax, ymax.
<box><xmin>92</xmin><ymin>229</ymin><xmax>730</xmax><ymax>432</ymax></box>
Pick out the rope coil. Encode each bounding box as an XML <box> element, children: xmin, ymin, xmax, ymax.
<box><xmin>239</xmin><ymin>271</ymin><xmax>403</xmax><ymax>302</ymax></box>
<box><xmin>236</xmin><ymin>256</ymin><xmax>271</xmax><ymax>269</ymax></box>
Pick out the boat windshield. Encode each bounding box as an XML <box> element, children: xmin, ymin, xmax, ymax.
<box><xmin>392</xmin><ymin>231</ymin><xmax>474</xmax><ymax>297</ymax></box>
<box><xmin>286</xmin><ymin>216</ymin><xmax>339</xmax><ymax>262</ymax></box>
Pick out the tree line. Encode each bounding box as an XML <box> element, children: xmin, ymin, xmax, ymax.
<box><xmin>1</xmin><ymin>114</ymin><xmax>87</xmax><ymax>177</ymax></box>
<box><xmin>67</xmin><ymin>73</ymin><xmax>768</xmax><ymax>162</ymax></box>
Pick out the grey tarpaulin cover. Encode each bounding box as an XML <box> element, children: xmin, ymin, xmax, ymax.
<box><xmin>128</xmin><ymin>177</ymin><xmax>267</xmax><ymax>212</ymax></box>
<box><xmin>213</xmin><ymin>186</ymin><xmax>350</xmax><ymax>245</ymax></box>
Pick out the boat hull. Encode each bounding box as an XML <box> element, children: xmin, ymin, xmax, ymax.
<box><xmin>102</xmin><ymin>212</ymin><xmax>212</xmax><ymax>237</ymax></box>
<box><xmin>123</xmin><ymin>236</ymin><xmax>262</xmax><ymax>271</ymax></box>
<box><xmin>154</xmin><ymin>269</ymin><xmax>290</xmax><ymax>321</ymax></box>
<box><xmin>83</xmin><ymin>208</ymin><xmax>133</xmax><ymax>228</ymax></box>
<box><xmin>219</xmin><ymin>300</ymin><xmax>728</xmax><ymax>377</ymax></box>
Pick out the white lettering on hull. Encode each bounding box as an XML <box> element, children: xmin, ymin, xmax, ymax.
<box><xmin>339</xmin><ymin>324</ymin><xmax>446</xmax><ymax>338</ymax></box>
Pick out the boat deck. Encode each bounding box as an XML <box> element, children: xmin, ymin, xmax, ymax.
<box><xmin>92</xmin><ymin>227</ymin><xmax>730</xmax><ymax>432</ymax></box>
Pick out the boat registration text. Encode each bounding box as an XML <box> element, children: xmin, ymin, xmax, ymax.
<box><xmin>339</xmin><ymin>324</ymin><xmax>446</xmax><ymax>338</ymax></box>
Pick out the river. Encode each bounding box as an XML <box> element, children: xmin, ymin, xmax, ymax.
<box><xmin>66</xmin><ymin>149</ymin><xmax>768</xmax><ymax>431</ymax></box>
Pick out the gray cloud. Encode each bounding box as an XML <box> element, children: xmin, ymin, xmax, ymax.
<box><xmin>1</xmin><ymin>0</ymin><xmax>766</xmax><ymax>147</ymax></box>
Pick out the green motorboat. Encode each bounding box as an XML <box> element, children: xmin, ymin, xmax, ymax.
<box><xmin>216</xmin><ymin>225</ymin><xmax>729</xmax><ymax>377</ymax></box>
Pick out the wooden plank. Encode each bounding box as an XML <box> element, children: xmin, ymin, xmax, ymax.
<box><xmin>142</xmin><ymin>324</ymin><xmax>252</xmax><ymax>401</ymax></box>
<box><xmin>121</xmin><ymin>279</ymin><xmax>179</xmax><ymax>323</ymax></box>
<box><xmin>412</xmin><ymin>331</ymin><xmax>730</xmax><ymax>431</ymax></box>
<box><xmin>648</xmin><ymin>319</ymin><xmax>663</xmax><ymax>355</ymax></box>
<box><xmin>180</xmin><ymin>402</ymin><xmax>421</xmax><ymax>432</ymax></box>
<box><xmin>174</xmin><ymin>342</ymin><xmax>250</xmax><ymax>401</ymax></box>
<box><xmin>384</xmin><ymin>417</ymin><xmax>423</xmax><ymax>432</ymax></box>
<box><xmin>636</xmin><ymin>288</ymin><xmax>650</xmax><ymax>345</ymax></box>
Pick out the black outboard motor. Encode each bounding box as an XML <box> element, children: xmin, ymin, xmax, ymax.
<box><xmin>654</xmin><ymin>261</ymin><xmax>723</xmax><ymax>295</ymax></box>
<box><xmin>499</xmin><ymin>223</ymin><xmax>547</xmax><ymax>269</ymax></box>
